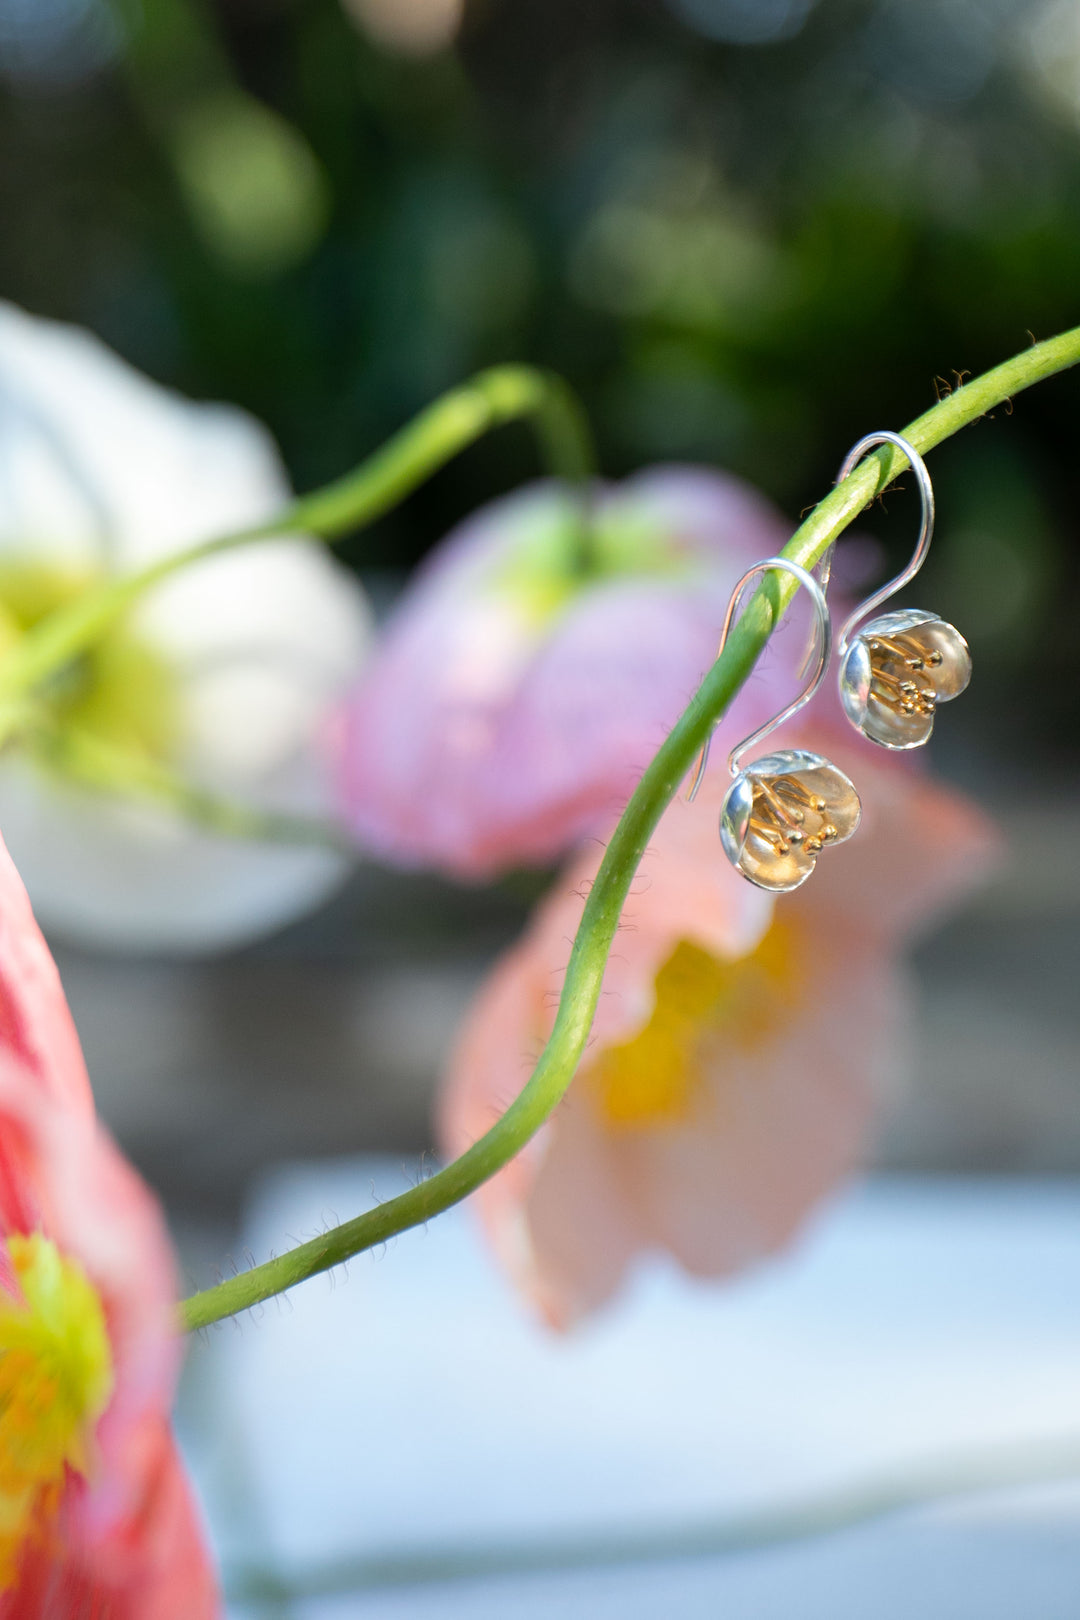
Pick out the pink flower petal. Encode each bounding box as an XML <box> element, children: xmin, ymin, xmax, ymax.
<box><xmin>0</xmin><ymin>833</ymin><xmax>218</xmax><ymax>1613</ymax></box>
<box><xmin>340</xmin><ymin>468</ymin><xmax>807</xmax><ymax>877</ymax></box>
<box><xmin>0</xmin><ymin>838</ymin><xmax>92</xmax><ymax>1117</ymax></box>
<box><xmin>439</xmin><ymin>729</ymin><xmax>999</xmax><ymax>1327</ymax></box>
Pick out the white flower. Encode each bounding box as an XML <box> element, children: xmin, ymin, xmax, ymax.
<box><xmin>0</xmin><ymin>299</ymin><xmax>372</xmax><ymax>952</ymax></box>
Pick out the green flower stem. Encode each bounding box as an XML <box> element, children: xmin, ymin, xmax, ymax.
<box><xmin>180</xmin><ymin>323</ymin><xmax>1080</xmax><ymax>1334</ymax></box>
<box><xmin>30</xmin><ymin>720</ymin><xmax>351</xmax><ymax>852</ymax></box>
<box><xmin>0</xmin><ymin>365</ymin><xmax>595</xmax><ymax>730</ymax></box>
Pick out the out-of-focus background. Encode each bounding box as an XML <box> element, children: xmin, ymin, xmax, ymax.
<box><xmin>2</xmin><ymin>0</ymin><xmax>1079</xmax><ymax>1282</ymax></box>
<box><xmin>5</xmin><ymin>2</ymin><xmax>1080</xmax><ymax>1611</ymax></box>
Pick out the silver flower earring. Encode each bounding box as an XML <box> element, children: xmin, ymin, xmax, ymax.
<box><xmin>833</xmin><ymin>430</ymin><xmax>971</xmax><ymax>750</ymax></box>
<box><xmin>688</xmin><ymin>558</ymin><xmax>861</xmax><ymax>893</ymax></box>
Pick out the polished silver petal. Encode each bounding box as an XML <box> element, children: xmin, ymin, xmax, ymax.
<box><xmin>720</xmin><ymin>749</ymin><xmax>861</xmax><ymax>893</ymax></box>
<box><xmin>840</xmin><ymin>609</ymin><xmax>971</xmax><ymax>750</ymax></box>
<box><xmin>838</xmin><ymin>636</ymin><xmax>873</xmax><ymax>735</ymax></box>
<box><xmin>719</xmin><ymin>771</ymin><xmax>754</xmax><ymax>868</ymax></box>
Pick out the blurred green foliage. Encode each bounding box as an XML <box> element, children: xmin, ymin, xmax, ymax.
<box><xmin>0</xmin><ymin>0</ymin><xmax>1078</xmax><ymax>755</ymax></box>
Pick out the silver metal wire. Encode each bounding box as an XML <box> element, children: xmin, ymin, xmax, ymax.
<box><xmin>686</xmin><ymin>557</ymin><xmax>831</xmax><ymax>801</ymax></box>
<box><xmin>824</xmin><ymin>430</ymin><xmax>936</xmax><ymax>656</ymax></box>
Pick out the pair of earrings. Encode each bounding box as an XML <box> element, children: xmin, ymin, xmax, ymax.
<box><xmin>691</xmin><ymin>431</ymin><xmax>972</xmax><ymax>894</ymax></box>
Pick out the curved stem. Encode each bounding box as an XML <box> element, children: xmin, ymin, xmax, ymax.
<box><xmin>0</xmin><ymin>365</ymin><xmax>596</xmax><ymax>726</ymax></box>
<box><xmin>29</xmin><ymin>720</ymin><xmax>351</xmax><ymax>852</ymax></box>
<box><xmin>180</xmin><ymin>323</ymin><xmax>1080</xmax><ymax>1333</ymax></box>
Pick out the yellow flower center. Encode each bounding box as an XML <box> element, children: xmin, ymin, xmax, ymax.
<box><xmin>491</xmin><ymin>500</ymin><xmax>692</xmax><ymax>629</ymax></box>
<box><xmin>0</xmin><ymin>558</ymin><xmax>179</xmax><ymax>763</ymax></box>
<box><xmin>589</xmin><ymin>921</ymin><xmax>800</xmax><ymax>1128</ymax></box>
<box><xmin>0</xmin><ymin>1233</ymin><xmax>113</xmax><ymax>1590</ymax></box>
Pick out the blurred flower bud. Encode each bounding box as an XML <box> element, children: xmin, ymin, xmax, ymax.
<box><xmin>338</xmin><ymin>469</ymin><xmax>811</xmax><ymax>879</ymax></box>
<box><xmin>340</xmin><ymin>0</ymin><xmax>464</xmax><ymax>55</ymax></box>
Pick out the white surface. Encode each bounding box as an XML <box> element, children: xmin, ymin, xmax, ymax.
<box><xmin>283</xmin><ymin>1521</ymin><xmax>1080</xmax><ymax>1620</ymax></box>
<box><xmin>180</xmin><ymin>1164</ymin><xmax>1080</xmax><ymax>1615</ymax></box>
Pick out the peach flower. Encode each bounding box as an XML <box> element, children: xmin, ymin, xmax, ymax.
<box><xmin>439</xmin><ymin>728</ymin><xmax>999</xmax><ymax>1328</ymax></box>
<box><xmin>339</xmin><ymin>468</ymin><xmax>812</xmax><ymax>878</ymax></box>
<box><xmin>0</xmin><ymin>834</ymin><xmax>218</xmax><ymax>1616</ymax></box>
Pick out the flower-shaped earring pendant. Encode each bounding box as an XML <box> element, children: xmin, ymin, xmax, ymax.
<box><xmin>688</xmin><ymin>558</ymin><xmax>861</xmax><ymax>893</ymax></box>
<box><xmin>830</xmin><ymin>431</ymin><xmax>971</xmax><ymax>751</ymax></box>
<box><xmin>720</xmin><ymin>748</ymin><xmax>861</xmax><ymax>893</ymax></box>
<box><xmin>839</xmin><ymin>607</ymin><xmax>971</xmax><ymax>750</ymax></box>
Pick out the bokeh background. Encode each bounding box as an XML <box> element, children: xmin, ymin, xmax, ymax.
<box><xmin>1</xmin><ymin>0</ymin><xmax>1079</xmax><ymax>1268</ymax></box>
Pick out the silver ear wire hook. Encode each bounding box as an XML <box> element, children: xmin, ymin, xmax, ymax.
<box><xmin>830</xmin><ymin>429</ymin><xmax>971</xmax><ymax>751</ymax></box>
<box><xmin>686</xmin><ymin>557</ymin><xmax>831</xmax><ymax>801</ymax></box>
<box><xmin>831</xmin><ymin>430</ymin><xmax>935</xmax><ymax>656</ymax></box>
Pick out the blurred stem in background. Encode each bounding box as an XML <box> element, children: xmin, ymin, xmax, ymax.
<box><xmin>11</xmin><ymin>0</ymin><xmax>1080</xmax><ymax>604</ymax></box>
<box><xmin>0</xmin><ymin>364</ymin><xmax>596</xmax><ymax>785</ymax></box>
<box><xmin>28</xmin><ymin>717</ymin><xmax>354</xmax><ymax>852</ymax></box>
<box><xmin>225</xmin><ymin>1433</ymin><xmax>1080</xmax><ymax>1606</ymax></box>
<box><xmin>176</xmin><ymin>323</ymin><xmax>1080</xmax><ymax>1332</ymax></box>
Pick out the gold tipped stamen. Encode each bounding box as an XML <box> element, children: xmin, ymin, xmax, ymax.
<box><xmin>748</xmin><ymin>818</ymin><xmax>791</xmax><ymax>855</ymax></box>
<box><xmin>867</xmin><ymin>639</ymin><xmax>939</xmax><ymax>719</ymax></box>
<box><xmin>873</xmin><ymin>666</ymin><xmax>919</xmax><ymax>697</ymax></box>
<box><xmin>801</xmin><ymin>825</ymin><xmax>837</xmax><ymax>857</ymax></box>
<box><xmin>869</xmin><ymin>634</ymin><xmax>911</xmax><ymax>659</ymax></box>
<box><xmin>756</xmin><ymin>778</ymin><xmax>804</xmax><ymax>827</ymax></box>
<box><xmin>868</xmin><ymin>632</ymin><xmax>942</xmax><ymax>673</ymax></box>
<box><xmin>869</xmin><ymin>686</ymin><xmax>935</xmax><ymax>717</ymax></box>
<box><xmin>747</xmin><ymin>774</ymin><xmax>843</xmax><ymax>866</ymax></box>
<box><xmin>774</xmin><ymin>779</ymin><xmax>827</xmax><ymax>813</ymax></box>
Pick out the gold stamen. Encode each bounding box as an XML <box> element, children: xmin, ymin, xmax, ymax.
<box><xmin>756</xmin><ymin>778</ymin><xmax>804</xmax><ymax>827</ymax></box>
<box><xmin>774</xmin><ymin>779</ymin><xmax>827</xmax><ymax>813</ymax></box>
<box><xmin>746</xmin><ymin>772</ymin><xmax>843</xmax><ymax>866</ymax></box>
<box><xmin>872</xmin><ymin>666</ymin><xmax>920</xmax><ymax>697</ymax></box>
<box><xmin>869</xmin><ymin>633</ymin><xmax>933</xmax><ymax>670</ymax></box>
<box><xmin>869</xmin><ymin>651</ymin><xmax>938</xmax><ymax>718</ymax></box>
<box><xmin>748</xmin><ymin>818</ymin><xmax>790</xmax><ymax>855</ymax></box>
<box><xmin>869</xmin><ymin>687</ymin><xmax>935</xmax><ymax>718</ymax></box>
